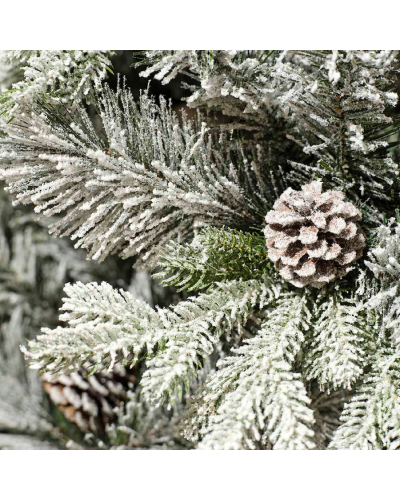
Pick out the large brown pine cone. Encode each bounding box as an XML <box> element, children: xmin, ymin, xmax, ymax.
<box><xmin>264</xmin><ymin>181</ymin><xmax>365</xmax><ymax>288</ymax></box>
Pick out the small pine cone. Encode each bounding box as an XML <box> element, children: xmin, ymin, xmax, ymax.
<box><xmin>264</xmin><ymin>181</ymin><xmax>365</xmax><ymax>288</ymax></box>
<box><xmin>42</xmin><ymin>361</ymin><xmax>137</xmax><ymax>435</ymax></box>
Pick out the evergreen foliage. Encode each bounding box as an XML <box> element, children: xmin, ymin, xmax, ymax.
<box><xmin>0</xmin><ymin>86</ymin><xmax>263</xmax><ymax>267</ymax></box>
<box><xmin>191</xmin><ymin>294</ymin><xmax>315</xmax><ymax>450</ymax></box>
<box><xmin>330</xmin><ymin>348</ymin><xmax>400</xmax><ymax>449</ymax></box>
<box><xmin>2</xmin><ymin>49</ymin><xmax>400</xmax><ymax>449</ymax></box>
<box><xmin>155</xmin><ymin>227</ymin><xmax>273</xmax><ymax>291</ymax></box>
<box><xmin>0</xmin><ymin>50</ymin><xmax>113</xmax><ymax>120</ymax></box>
<box><xmin>0</xmin><ymin>55</ymin><xmax>188</xmax><ymax>450</ymax></box>
<box><xmin>275</xmin><ymin>51</ymin><xmax>399</xmax><ymax>208</ymax></box>
<box><xmin>304</xmin><ymin>290</ymin><xmax>371</xmax><ymax>390</ymax></box>
<box><xmin>25</xmin><ymin>277</ymin><xmax>279</xmax><ymax>406</ymax></box>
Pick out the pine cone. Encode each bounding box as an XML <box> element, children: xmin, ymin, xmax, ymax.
<box><xmin>42</xmin><ymin>362</ymin><xmax>137</xmax><ymax>435</ymax></box>
<box><xmin>264</xmin><ymin>181</ymin><xmax>365</xmax><ymax>288</ymax></box>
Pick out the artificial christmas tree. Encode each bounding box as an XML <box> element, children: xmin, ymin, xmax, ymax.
<box><xmin>2</xmin><ymin>50</ymin><xmax>400</xmax><ymax>450</ymax></box>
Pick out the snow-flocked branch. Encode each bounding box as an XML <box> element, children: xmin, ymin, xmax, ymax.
<box><xmin>186</xmin><ymin>294</ymin><xmax>315</xmax><ymax>450</ymax></box>
<box><xmin>0</xmin><ymin>86</ymin><xmax>263</xmax><ymax>267</ymax></box>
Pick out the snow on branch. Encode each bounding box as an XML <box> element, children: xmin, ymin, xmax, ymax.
<box><xmin>275</xmin><ymin>50</ymin><xmax>400</xmax><ymax>203</ymax></box>
<box><xmin>0</xmin><ymin>86</ymin><xmax>262</xmax><ymax>267</ymax></box>
<box><xmin>0</xmin><ymin>50</ymin><xmax>113</xmax><ymax>119</ymax></box>
<box><xmin>188</xmin><ymin>294</ymin><xmax>315</xmax><ymax>450</ymax></box>
<box><xmin>330</xmin><ymin>348</ymin><xmax>400</xmax><ymax>450</ymax></box>
<box><xmin>23</xmin><ymin>278</ymin><xmax>280</xmax><ymax>407</ymax></box>
<box><xmin>141</xmin><ymin>277</ymin><xmax>280</xmax><ymax>405</ymax></box>
<box><xmin>304</xmin><ymin>291</ymin><xmax>372</xmax><ymax>390</ymax></box>
<box><xmin>22</xmin><ymin>281</ymin><xmax>162</xmax><ymax>376</ymax></box>
<box><xmin>137</xmin><ymin>50</ymin><xmax>285</xmax><ymax>129</ymax></box>
<box><xmin>364</xmin><ymin>220</ymin><xmax>400</xmax><ymax>343</ymax></box>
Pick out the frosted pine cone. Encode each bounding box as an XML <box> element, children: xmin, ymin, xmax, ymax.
<box><xmin>265</xmin><ymin>181</ymin><xmax>365</xmax><ymax>288</ymax></box>
<box><xmin>42</xmin><ymin>361</ymin><xmax>137</xmax><ymax>434</ymax></box>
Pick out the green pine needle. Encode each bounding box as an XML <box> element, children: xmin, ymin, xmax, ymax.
<box><xmin>155</xmin><ymin>227</ymin><xmax>274</xmax><ymax>292</ymax></box>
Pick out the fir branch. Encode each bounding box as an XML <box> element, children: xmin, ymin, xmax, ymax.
<box><xmin>364</xmin><ymin>220</ymin><xmax>400</xmax><ymax>342</ymax></box>
<box><xmin>0</xmin><ymin>86</ymin><xmax>264</xmax><ymax>267</ymax></box>
<box><xmin>188</xmin><ymin>294</ymin><xmax>315</xmax><ymax>450</ymax></box>
<box><xmin>277</xmin><ymin>51</ymin><xmax>400</xmax><ymax>208</ymax></box>
<box><xmin>137</xmin><ymin>50</ymin><xmax>286</xmax><ymax>130</ymax></box>
<box><xmin>304</xmin><ymin>290</ymin><xmax>372</xmax><ymax>390</ymax></box>
<box><xmin>105</xmin><ymin>387</ymin><xmax>191</xmax><ymax>450</ymax></box>
<box><xmin>137</xmin><ymin>50</ymin><xmax>275</xmax><ymax>88</ymax></box>
<box><xmin>22</xmin><ymin>277</ymin><xmax>281</xmax><ymax>406</ymax></box>
<box><xmin>365</xmin><ymin>218</ymin><xmax>400</xmax><ymax>281</ymax></box>
<box><xmin>22</xmin><ymin>281</ymin><xmax>163</xmax><ymax>375</ymax></box>
<box><xmin>141</xmin><ymin>277</ymin><xmax>281</xmax><ymax>405</ymax></box>
<box><xmin>0</xmin><ymin>50</ymin><xmax>114</xmax><ymax>119</ymax></box>
<box><xmin>330</xmin><ymin>347</ymin><xmax>400</xmax><ymax>450</ymax></box>
<box><xmin>155</xmin><ymin>227</ymin><xmax>274</xmax><ymax>292</ymax></box>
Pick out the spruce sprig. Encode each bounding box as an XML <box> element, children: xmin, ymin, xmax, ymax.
<box><xmin>155</xmin><ymin>227</ymin><xmax>275</xmax><ymax>292</ymax></box>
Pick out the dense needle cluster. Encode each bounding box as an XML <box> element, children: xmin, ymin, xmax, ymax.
<box><xmin>1</xmin><ymin>50</ymin><xmax>400</xmax><ymax>450</ymax></box>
